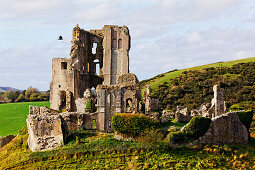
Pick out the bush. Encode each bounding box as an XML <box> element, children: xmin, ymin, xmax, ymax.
<box><xmin>111</xmin><ymin>113</ymin><xmax>158</xmax><ymax>137</ymax></box>
<box><xmin>237</xmin><ymin>111</ymin><xmax>253</xmax><ymax>131</ymax></box>
<box><xmin>167</xmin><ymin>131</ymin><xmax>187</xmax><ymax>144</ymax></box>
<box><xmin>168</xmin><ymin>116</ymin><xmax>211</xmax><ymax>144</ymax></box>
<box><xmin>183</xmin><ymin>116</ymin><xmax>211</xmax><ymax>140</ymax></box>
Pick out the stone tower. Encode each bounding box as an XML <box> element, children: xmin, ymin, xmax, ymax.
<box><xmin>102</xmin><ymin>25</ymin><xmax>130</xmax><ymax>85</ymax></box>
<box><xmin>50</xmin><ymin>25</ymin><xmax>131</xmax><ymax>111</ymax></box>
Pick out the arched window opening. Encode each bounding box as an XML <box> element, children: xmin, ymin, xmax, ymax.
<box><xmin>126</xmin><ymin>98</ymin><xmax>133</xmax><ymax>113</ymax></box>
<box><xmin>60</xmin><ymin>91</ymin><xmax>66</xmax><ymax>110</ymax></box>
<box><xmin>93</xmin><ymin>59</ymin><xmax>100</xmax><ymax>75</ymax></box>
<box><xmin>112</xmin><ymin>38</ymin><xmax>117</xmax><ymax>50</ymax></box>
<box><xmin>92</xmin><ymin>43</ymin><xmax>97</xmax><ymax>54</ymax></box>
<box><xmin>118</xmin><ymin>38</ymin><xmax>122</xmax><ymax>49</ymax></box>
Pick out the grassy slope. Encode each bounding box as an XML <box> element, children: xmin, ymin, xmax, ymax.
<box><xmin>0</xmin><ymin>129</ymin><xmax>255</xmax><ymax>169</ymax></box>
<box><xmin>141</xmin><ymin>57</ymin><xmax>255</xmax><ymax>93</ymax></box>
<box><xmin>0</xmin><ymin>101</ymin><xmax>50</xmax><ymax>137</ymax></box>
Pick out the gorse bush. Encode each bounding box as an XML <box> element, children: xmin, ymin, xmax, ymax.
<box><xmin>111</xmin><ymin>113</ymin><xmax>158</xmax><ymax>137</ymax></box>
<box><xmin>168</xmin><ymin>116</ymin><xmax>211</xmax><ymax>144</ymax></box>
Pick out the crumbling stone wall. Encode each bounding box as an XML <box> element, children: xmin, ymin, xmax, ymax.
<box><xmin>96</xmin><ymin>73</ymin><xmax>141</xmax><ymax>131</ymax></box>
<box><xmin>197</xmin><ymin>112</ymin><xmax>248</xmax><ymax>144</ymax></box>
<box><xmin>27</xmin><ymin>113</ymin><xmax>64</xmax><ymax>152</ymax></box>
<box><xmin>143</xmin><ymin>85</ymin><xmax>159</xmax><ymax>114</ymax></box>
<box><xmin>27</xmin><ymin>106</ymin><xmax>98</xmax><ymax>152</ymax></box>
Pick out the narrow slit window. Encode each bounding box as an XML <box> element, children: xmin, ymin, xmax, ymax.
<box><xmin>61</xmin><ymin>62</ymin><xmax>67</xmax><ymax>69</ymax></box>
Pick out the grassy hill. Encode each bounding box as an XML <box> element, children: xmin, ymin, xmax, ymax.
<box><xmin>0</xmin><ymin>101</ymin><xmax>50</xmax><ymax>137</ymax></box>
<box><xmin>140</xmin><ymin>57</ymin><xmax>255</xmax><ymax>110</ymax></box>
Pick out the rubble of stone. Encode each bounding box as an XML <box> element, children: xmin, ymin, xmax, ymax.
<box><xmin>175</xmin><ymin>106</ymin><xmax>192</xmax><ymax>123</ymax></box>
<box><xmin>196</xmin><ymin>112</ymin><xmax>248</xmax><ymax>144</ymax></box>
<box><xmin>0</xmin><ymin>135</ymin><xmax>16</xmax><ymax>149</ymax></box>
<box><xmin>175</xmin><ymin>84</ymin><xmax>226</xmax><ymax>122</ymax></box>
<box><xmin>27</xmin><ymin>25</ymin><xmax>145</xmax><ymax>152</ymax></box>
<box><xmin>160</xmin><ymin>110</ymin><xmax>175</xmax><ymax>123</ymax></box>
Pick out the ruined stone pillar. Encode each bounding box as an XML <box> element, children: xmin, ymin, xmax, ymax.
<box><xmin>96</xmin><ymin>88</ymin><xmax>107</xmax><ymax>131</ymax></box>
<box><xmin>213</xmin><ymin>84</ymin><xmax>225</xmax><ymax>117</ymax></box>
<box><xmin>144</xmin><ymin>85</ymin><xmax>151</xmax><ymax>114</ymax></box>
<box><xmin>115</xmin><ymin>90</ymin><xmax>122</xmax><ymax>113</ymax></box>
<box><xmin>66</xmin><ymin>91</ymin><xmax>72</xmax><ymax>112</ymax></box>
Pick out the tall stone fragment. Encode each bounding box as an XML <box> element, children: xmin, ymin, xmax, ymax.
<box><xmin>209</xmin><ymin>85</ymin><xmax>225</xmax><ymax>118</ymax></box>
<box><xmin>143</xmin><ymin>85</ymin><xmax>159</xmax><ymax>114</ymax></box>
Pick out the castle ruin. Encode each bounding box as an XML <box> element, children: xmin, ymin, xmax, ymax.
<box><xmin>27</xmin><ymin>25</ymin><xmax>142</xmax><ymax>151</ymax></box>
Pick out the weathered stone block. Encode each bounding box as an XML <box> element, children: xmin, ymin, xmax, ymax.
<box><xmin>197</xmin><ymin>112</ymin><xmax>248</xmax><ymax>144</ymax></box>
<box><xmin>27</xmin><ymin>114</ymin><xmax>64</xmax><ymax>152</ymax></box>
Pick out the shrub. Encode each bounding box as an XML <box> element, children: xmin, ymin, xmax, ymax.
<box><xmin>183</xmin><ymin>116</ymin><xmax>211</xmax><ymax>140</ymax></box>
<box><xmin>111</xmin><ymin>113</ymin><xmax>157</xmax><ymax>137</ymax></box>
<box><xmin>167</xmin><ymin>131</ymin><xmax>187</xmax><ymax>144</ymax></box>
<box><xmin>168</xmin><ymin>116</ymin><xmax>211</xmax><ymax>144</ymax></box>
<box><xmin>237</xmin><ymin>111</ymin><xmax>253</xmax><ymax>131</ymax></box>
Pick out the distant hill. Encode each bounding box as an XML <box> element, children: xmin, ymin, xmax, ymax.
<box><xmin>140</xmin><ymin>57</ymin><xmax>255</xmax><ymax>110</ymax></box>
<box><xmin>0</xmin><ymin>87</ymin><xmax>21</xmax><ymax>92</ymax></box>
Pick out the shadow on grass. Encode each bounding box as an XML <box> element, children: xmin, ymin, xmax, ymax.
<box><xmin>66</xmin><ymin>130</ymin><xmax>97</xmax><ymax>144</ymax></box>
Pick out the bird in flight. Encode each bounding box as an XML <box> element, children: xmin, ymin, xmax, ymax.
<box><xmin>58</xmin><ymin>35</ymin><xmax>63</xmax><ymax>40</ymax></box>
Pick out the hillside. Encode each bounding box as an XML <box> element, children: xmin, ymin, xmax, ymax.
<box><xmin>140</xmin><ymin>57</ymin><xmax>255</xmax><ymax>110</ymax></box>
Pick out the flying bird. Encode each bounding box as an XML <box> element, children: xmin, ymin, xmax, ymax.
<box><xmin>58</xmin><ymin>35</ymin><xmax>63</xmax><ymax>40</ymax></box>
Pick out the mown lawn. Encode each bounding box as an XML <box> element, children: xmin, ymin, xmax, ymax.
<box><xmin>0</xmin><ymin>101</ymin><xmax>50</xmax><ymax>137</ymax></box>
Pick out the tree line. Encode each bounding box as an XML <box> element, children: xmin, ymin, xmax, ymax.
<box><xmin>0</xmin><ymin>86</ymin><xmax>49</xmax><ymax>103</ymax></box>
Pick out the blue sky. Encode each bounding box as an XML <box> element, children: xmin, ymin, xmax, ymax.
<box><xmin>0</xmin><ymin>0</ymin><xmax>255</xmax><ymax>91</ymax></box>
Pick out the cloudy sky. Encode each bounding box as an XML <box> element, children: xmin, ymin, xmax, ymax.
<box><xmin>0</xmin><ymin>0</ymin><xmax>255</xmax><ymax>91</ymax></box>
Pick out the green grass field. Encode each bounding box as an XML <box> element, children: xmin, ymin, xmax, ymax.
<box><xmin>0</xmin><ymin>101</ymin><xmax>50</xmax><ymax>137</ymax></box>
<box><xmin>141</xmin><ymin>57</ymin><xmax>255</xmax><ymax>94</ymax></box>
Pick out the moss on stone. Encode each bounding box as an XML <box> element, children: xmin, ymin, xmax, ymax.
<box><xmin>183</xmin><ymin>116</ymin><xmax>211</xmax><ymax>140</ymax></box>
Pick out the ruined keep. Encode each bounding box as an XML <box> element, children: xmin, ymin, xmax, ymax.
<box><xmin>50</xmin><ymin>25</ymin><xmax>130</xmax><ymax>112</ymax></box>
<box><xmin>27</xmin><ymin>25</ymin><xmax>141</xmax><ymax>151</ymax></box>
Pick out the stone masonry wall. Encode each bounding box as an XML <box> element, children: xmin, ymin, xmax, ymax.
<box><xmin>197</xmin><ymin>112</ymin><xmax>248</xmax><ymax>144</ymax></box>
